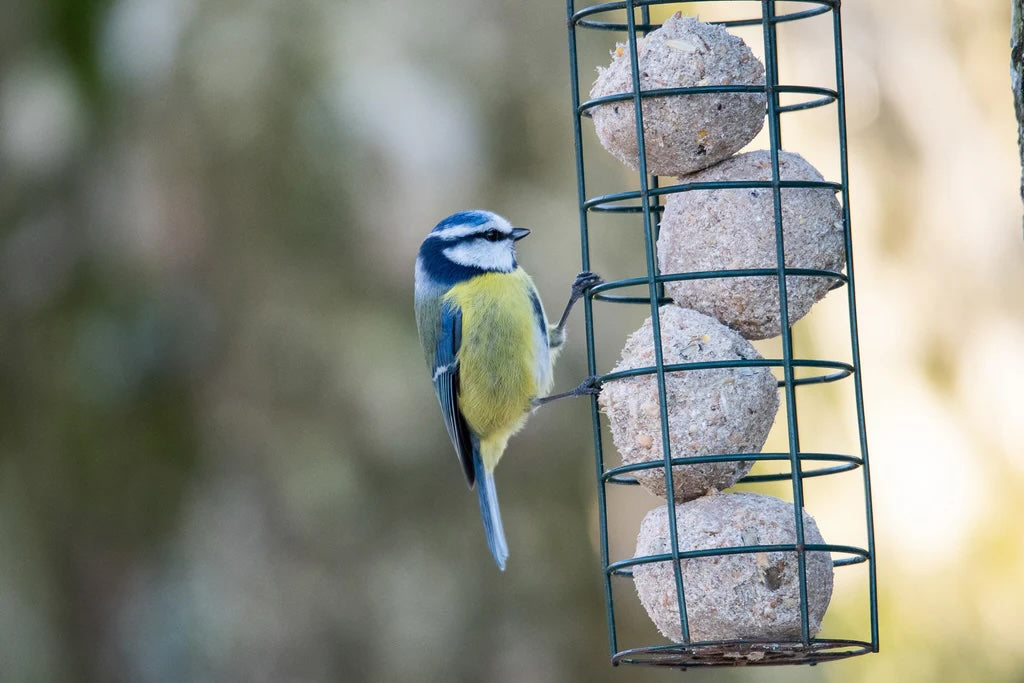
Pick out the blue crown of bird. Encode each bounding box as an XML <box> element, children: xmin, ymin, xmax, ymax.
<box><xmin>414</xmin><ymin>210</ymin><xmax>602</xmax><ymax>570</ymax></box>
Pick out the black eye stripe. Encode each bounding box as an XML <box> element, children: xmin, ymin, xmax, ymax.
<box><xmin>481</xmin><ymin>229</ymin><xmax>504</xmax><ymax>242</ymax></box>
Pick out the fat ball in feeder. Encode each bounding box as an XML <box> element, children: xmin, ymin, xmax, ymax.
<box><xmin>633</xmin><ymin>492</ymin><xmax>834</xmax><ymax>643</ymax></box>
<box><xmin>658</xmin><ymin>150</ymin><xmax>846</xmax><ymax>340</ymax></box>
<box><xmin>589</xmin><ymin>14</ymin><xmax>767</xmax><ymax>176</ymax></box>
<box><xmin>598</xmin><ymin>306</ymin><xmax>778</xmax><ymax>501</ymax></box>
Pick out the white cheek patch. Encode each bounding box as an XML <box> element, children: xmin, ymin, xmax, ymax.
<box><xmin>443</xmin><ymin>241</ymin><xmax>515</xmax><ymax>272</ymax></box>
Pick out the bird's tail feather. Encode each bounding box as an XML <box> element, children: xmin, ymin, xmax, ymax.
<box><xmin>473</xmin><ymin>449</ymin><xmax>508</xmax><ymax>571</ymax></box>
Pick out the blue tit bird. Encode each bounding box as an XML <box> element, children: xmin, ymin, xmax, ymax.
<box><xmin>414</xmin><ymin>210</ymin><xmax>602</xmax><ymax>570</ymax></box>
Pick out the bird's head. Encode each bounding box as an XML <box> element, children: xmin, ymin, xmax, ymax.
<box><xmin>416</xmin><ymin>210</ymin><xmax>530</xmax><ymax>286</ymax></box>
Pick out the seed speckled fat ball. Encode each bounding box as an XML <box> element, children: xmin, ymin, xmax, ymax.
<box><xmin>598</xmin><ymin>306</ymin><xmax>778</xmax><ymax>501</ymax></box>
<box><xmin>658</xmin><ymin>150</ymin><xmax>846</xmax><ymax>340</ymax></box>
<box><xmin>634</xmin><ymin>493</ymin><xmax>834</xmax><ymax>643</ymax></box>
<box><xmin>589</xmin><ymin>14</ymin><xmax>766</xmax><ymax>176</ymax></box>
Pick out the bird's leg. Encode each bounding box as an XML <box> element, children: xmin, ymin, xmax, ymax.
<box><xmin>548</xmin><ymin>271</ymin><xmax>603</xmax><ymax>350</ymax></box>
<box><xmin>532</xmin><ymin>375</ymin><xmax>601</xmax><ymax>408</ymax></box>
<box><xmin>536</xmin><ymin>272</ymin><xmax>604</xmax><ymax>409</ymax></box>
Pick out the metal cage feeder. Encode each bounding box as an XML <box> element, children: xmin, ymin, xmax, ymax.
<box><xmin>564</xmin><ymin>0</ymin><xmax>879</xmax><ymax>669</ymax></box>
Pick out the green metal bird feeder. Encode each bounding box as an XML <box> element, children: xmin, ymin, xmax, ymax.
<box><xmin>565</xmin><ymin>0</ymin><xmax>878</xmax><ymax>668</ymax></box>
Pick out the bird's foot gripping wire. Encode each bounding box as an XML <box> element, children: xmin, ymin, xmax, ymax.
<box><xmin>532</xmin><ymin>375</ymin><xmax>602</xmax><ymax>408</ymax></box>
<box><xmin>571</xmin><ymin>271</ymin><xmax>604</xmax><ymax>300</ymax></box>
<box><xmin>552</xmin><ymin>272</ymin><xmax>604</xmax><ymax>337</ymax></box>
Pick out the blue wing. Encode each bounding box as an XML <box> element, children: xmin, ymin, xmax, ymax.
<box><xmin>434</xmin><ymin>301</ymin><xmax>475</xmax><ymax>486</ymax></box>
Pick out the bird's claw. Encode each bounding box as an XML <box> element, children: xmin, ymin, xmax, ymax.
<box><xmin>572</xmin><ymin>271</ymin><xmax>604</xmax><ymax>299</ymax></box>
<box><xmin>574</xmin><ymin>374</ymin><xmax>602</xmax><ymax>396</ymax></box>
<box><xmin>532</xmin><ymin>375</ymin><xmax>602</xmax><ymax>408</ymax></box>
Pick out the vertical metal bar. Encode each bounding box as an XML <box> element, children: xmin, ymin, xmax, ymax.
<box><xmin>760</xmin><ymin>0</ymin><xmax>811</xmax><ymax>646</ymax></box>
<box><xmin>565</xmin><ymin>0</ymin><xmax>618</xmax><ymax>660</ymax></box>
<box><xmin>831</xmin><ymin>4</ymin><xmax>880</xmax><ymax>653</ymax></box>
<box><xmin>639</xmin><ymin>1</ymin><xmax>666</xmax><ymax>305</ymax></box>
<box><xmin>623</xmin><ymin>0</ymin><xmax>691</xmax><ymax>645</ymax></box>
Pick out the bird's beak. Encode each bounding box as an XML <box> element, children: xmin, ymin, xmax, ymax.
<box><xmin>511</xmin><ymin>227</ymin><xmax>531</xmax><ymax>241</ymax></box>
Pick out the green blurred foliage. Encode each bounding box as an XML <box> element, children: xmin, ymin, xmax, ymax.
<box><xmin>0</xmin><ymin>0</ymin><xmax>1022</xmax><ymax>682</ymax></box>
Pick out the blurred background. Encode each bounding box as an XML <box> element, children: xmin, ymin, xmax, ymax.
<box><xmin>1</xmin><ymin>0</ymin><xmax>1021</xmax><ymax>681</ymax></box>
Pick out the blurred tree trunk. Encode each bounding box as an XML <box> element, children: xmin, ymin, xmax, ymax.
<box><xmin>1014</xmin><ymin>0</ymin><xmax>1023</xmax><ymax>229</ymax></box>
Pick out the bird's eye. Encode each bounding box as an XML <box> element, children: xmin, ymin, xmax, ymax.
<box><xmin>483</xmin><ymin>229</ymin><xmax>503</xmax><ymax>242</ymax></box>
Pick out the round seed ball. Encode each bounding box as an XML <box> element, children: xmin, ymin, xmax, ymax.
<box><xmin>598</xmin><ymin>306</ymin><xmax>778</xmax><ymax>501</ymax></box>
<box><xmin>589</xmin><ymin>14</ymin><xmax>766</xmax><ymax>176</ymax></box>
<box><xmin>658</xmin><ymin>150</ymin><xmax>845</xmax><ymax>340</ymax></box>
<box><xmin>634</xmin><ymin>493</ymin><xmax>834</xmax><ymax>643</ymax></box>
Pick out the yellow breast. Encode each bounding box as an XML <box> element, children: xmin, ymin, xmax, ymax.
<box><xmin>445</xmin><ymin>269</ymin><xmax>547</xmax><ymax>453</ymax></box>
